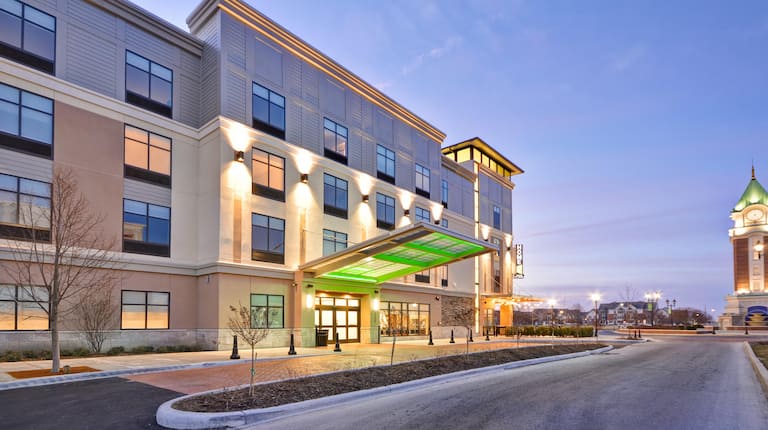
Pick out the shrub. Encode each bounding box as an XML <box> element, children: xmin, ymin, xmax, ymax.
<box><xmin>106</xmin><ymin>346</ymin><xmax>125</xmax><ymax>356</ymax></box>
<box><xmin>72</xmin><ymin>347</ymin><xmax>90</xmax><ymax>357</ymax></box>
<box><xmin>130</xmin><ymin>346</ymin><xmax>154</xmax><ymax>354</ymax></box>
<box><xmin>60</xmin><ymin>349</ymin><xmax>73</xmax><ymax>357</ymax></box>
<box><xmin>506</xmin><ymin>326</ymin><xmax>594</xmax><ymax>338</ymax></box>
<box><xmin>1</xmin><ymin>351</ymin><xmax>22</xmax><ymax>362</ymax></box>
<box><xmin>22</xmin><ymin>350</ymin><xmax>37</xmax><ymax>359</ymax></box>
<box><xmin>39</xmin><ymin>350</ymin><xmax>52</xmax><ymax>360</ymax></box>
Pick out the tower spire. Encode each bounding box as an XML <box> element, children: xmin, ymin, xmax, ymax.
<box><xmin>753</xmin><ymin>163</ymin><xmax>756</xmax><ymax>180</ymax></box>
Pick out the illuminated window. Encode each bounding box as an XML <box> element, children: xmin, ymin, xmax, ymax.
<box><xmin>0</xmin><ymin>285</ymin><xmax>48</xmax><ymax>330</ymax></box>
<box><xmin>252</xmin><ymin>213</ymin><xmax>284</xmax><ymax>264</ymax></box>
<box><xmin>123</xmin><ymin>199</ymin><xmax>170</xmax><ymax>257</ymax></box>
<box><xmin>376</xmin><ymin>145</ymin><xmax>395</xmax><ymax>184</ymax></box>
<box><xmin>415</xmin><ymin>164</ymin><xmax>430</xmax><ymax>198</ymax></box>
<box><xmin>252</xmin><ymin>148</ymin><xmax>285</xmax><ymax>201</ymax></box>
<box><xmin>125</xmin><ymin>51</ymin><xmax>172</xmax><ymax>118</ymax></box>
<box><xmin>250</xmin><ymin>294</ymin><xmax>284</xmax><ymax>328</ymax></box>
<box><xmin>0</xmin><ymin>1</ymin><xmax>55</xmax><ymax>74</ymax></box>
<box><xmin>323</xmin><ymin>173</ymin><xmax>348</xmax><ymax>219</ymax></box>
<box><xmin>376</xmin><ymin>193</ymin><xmax>395</xmax><ymax>230</ymax></box>
<box><xmin>493</xmin><ymin>205</ymin><xmax>501</xmax><ymax>230</ymax></box>
<box><xmin>252</xmin><ymin>83</ymin><xmax>285</xmax><ymax>139</ymax></box>
<box><xmin>323</xmin><ymin>118</ymin><xmax>347</xmax><ymax>164</ymax></box>
<box><xmin>380</xmin><ymin>301</ymin><xmax>429</xmax><ymax>336</ymax></box>
<box><xmin>124</xmin><ymin>125</ymin><xmax>171</xmax><ymax>186</ymax></box>
<box><xmin>121</xmin><ymin>290</ymin><xmax>169</xmax><ymax>329</ymax></box>
<box><xmin>0</xmin><ymin>83</ymin><xmax>53</xmax><ymax>157</ymax></box>
<box><xmin>323</xmin><ymin>229</ymin><xmax>347</xmax><ymax>256</ymax></box>
<box><xmin>0</xmin><ymin>173</ymin><xmax>50</xmax><ymax>241</ymax></box>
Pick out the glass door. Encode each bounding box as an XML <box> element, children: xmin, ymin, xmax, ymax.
<box><xmin>314</xmin><ymin>295</ymin><xmax>361</xmax><ymax>343</ymax></box>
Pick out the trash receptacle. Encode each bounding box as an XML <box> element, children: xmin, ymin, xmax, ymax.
<box><xmin>316</xmin><ymin>329</ymin><xmax>329</xmax><ymax>346</ymax></box>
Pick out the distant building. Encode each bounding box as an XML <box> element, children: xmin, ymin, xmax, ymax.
<box><xmin>721</xmin><ymin>167</ymin><xmax>768</xmax><ymax>328</ymax></box>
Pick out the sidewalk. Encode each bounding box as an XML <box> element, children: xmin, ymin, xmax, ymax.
<box><xmin>0</xmin><ymin>335</ymin><xmax>616</xmax><ymax>393</ymax></box>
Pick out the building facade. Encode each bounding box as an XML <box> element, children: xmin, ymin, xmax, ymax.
<box><xmin>721</xmin><ymin>168</ymin><xmax>768</xmax><ymax>329</ymax></box>
<box><xmin>0</xmin><ymin>0</ymin><xmax>523</xmax><ymax>351</ymax></box>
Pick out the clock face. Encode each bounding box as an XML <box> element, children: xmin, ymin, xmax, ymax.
<box><xmin>747</xmin><ymin>209</ymin><xmax>763</xmax><ymax>221</ymax></box>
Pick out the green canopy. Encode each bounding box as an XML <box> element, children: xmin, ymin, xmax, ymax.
<box><xmin>300</xmin><ymin>223</ymin><xmax>495</xmax><ymax>284</ymax></box>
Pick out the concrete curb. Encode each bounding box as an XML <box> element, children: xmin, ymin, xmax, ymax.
<box><xmin>744</xmin><ymin>341</ymin><xmax>768</xmax><ymax>396</ymax></box>
<box><xmin>157</xmin><ymin>345</ymin><xmax>614</xmax><ymax>429</ymax></box>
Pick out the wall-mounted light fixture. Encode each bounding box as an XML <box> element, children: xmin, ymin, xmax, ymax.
<box><xmin>755</xmin><ymin>240</ymin><xmax>764</xmax><ymax>259</ymax></box>
<box><xmin>300</xmin><ymin>173</ymin><xmax>309</xmax><ymax>184</ymax></box>
<box><xmin>506</xmin><ymin>246</ymin><xmax>511</xmax><ymax>252</ymax></box>
<box><xmin>362</xmin><ymin>194</ymin><xmax>369</xmax><ymax>203</ymax></box>
<box><xmin>306</xmin><ymin>284</ymin><xmax>313</xmax><ymax>289</ymax></box>
<box><xmin>404</xmin><ymin>209</ymin><xmax>410</xmax><ymax>217</ymax></box>
<box><xmin>234</xmin><ymin>151</ymin><xmax>245</xmax><ymax>162</ymax></box>
<box><xmin>435</xmin><ymin>296</ymin><xmax>440</xmax><ymax>301</ymax></box>
<box><xmin>374</xmin><ymin>289</ymin><xmax>379</xmax><ymax>294</ymax></box>
<box><xmin>434</xmin><ymin>219</ymin><xmax>441</xmax><ymax>225</ymax></box>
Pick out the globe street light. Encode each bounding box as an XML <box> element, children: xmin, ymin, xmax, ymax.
<box><xmin>590</xmin><ymin>293</ymin><xmax>601</xmax><ymax>339</ymax></box>
<box><xmin>644</xmin><ymin>291</ymin><xmax>661</xmax><ymax>327</ymax></box>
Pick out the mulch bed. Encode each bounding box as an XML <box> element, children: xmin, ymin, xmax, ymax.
<box><xmin>175</xmin><ymin>343</ymin><xmax>605</xmax><ymax>413</ymax></box>
<box><xmin>8</xmin><ymin>366</ymin><xmax>101</xmax><ymax>379</ymax></box>
<box><xmin>751</xmin><ymin>342</ymin><xmax>768</xmax><ymax>369</ymax></box>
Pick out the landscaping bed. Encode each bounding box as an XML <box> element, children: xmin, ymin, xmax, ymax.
<box><xmin>8</xmin><ymin>366</ymin><xmax>100</xmax><ymax>379</ymax></box>
<box><xmin>174</xmin><ymin>343</ymin><xmax>605</xmax><ymax>413</ymax></box>
<box><xmin>751</xmin><ymin>342</ymin><xmax>768</xmax><ymax>369</ymax></box>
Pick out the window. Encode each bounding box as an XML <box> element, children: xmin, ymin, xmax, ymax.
<box><xmin>252</xmin><ymin>213</ymin><xmax>284</xmax><ymax>264</ymax></box>
<box><xmin>323</xmin><ymin>173</ymin><xmax>348</xmax><ymax>219</ymax></box>
<box><xmin>323</xmin><ymin>229</ymin><xmax>347</xmax><ymax>256</ymax></box>
<box><xmin>250</xmin><ymin>294</ymin><xmax>284</xmax><ymax>328</ymax></box>
<box><xmin>0</xmin><ymin>83</ymin><xmax>53</xmax><ymax>157</ymax></box>
<box><xmin>379</xmin><ymin>301</ymin><xmax>429</xmax><ymax>336</ymax></box>
<box><xmin>0</xmin><ymin>173</ymin><xmax>50</xmax><ymax>241</ymax></box>
<box><xmin>376</xmin><ymin>193</ymin><xmax>395</xmax><ymax>230</ymax></box>
<box><xmin>121</xmin><ymin>290</ymin><xmax>169</xmax><ymax>329</ymax></box>
<box><xmin>376</xmin><ymin>145</ymin><xmax>395</xmax><ymax>184</ymax></box>
<box><xmin>0</xmin><ymin>285</ymin><xmax>48</xmax><ymax>330</ymax></box>
<box><xmin>491</xmin><ymin>237</ymin><xmax>502</xmax><ymax>293</ymax></box>
<box><xmin>415</xmin><ymin>270</ymin><xmax>430</xmax><ymax>283</ymax></box>
<box><xmin>415</xmin><ymin>206</ymin><xmax>430</xmax><ymax>223</ymax></box>
<box><xmin>323</xmin><ymin>118</ymin><xmax>347</xmax><ymax>164</ymax></box>
<box><xmin>252</xmin><ymin>83</ymin><xmax>285</xmax><ymax>139</ymax></box>
<box><xmin>124</xmin><ymin>125</ymin><xmax>171</xmax><ymax>187</ymax></box>
<box><xmin>439</xmin><ymin>265</ymin><xmax>448</xmax><ymax>287</ymax></box>
<box><xmin>252</xmin><ymin>148</ymin><xmax>285</xmax><ymax>201</ymax></box>
<box><xmin>0</xmin><ymin>1</ymin><xmax>55</xmax><ymax>74</ymax></box>
<box><xmin>493</xmin><ymin>205</ymin><xmax>501</xmax><ymax>230</ymax></box>
<box><xmin>441</xmin><ymin>179</ymin><xmax>448</xmax><ymax>208</ymax></box>
<box><xmin>125</xmin><ymin>51</ymin><xmax>172</xmax><ymax>118</ymax></box>
<box><xmin>122</xmin><ymin>199</ymin><xmax>170</xmax><ymax>257</ymax></box>
<box><xmin>441</xmin><ymin>218</ymin><xmax>448</xmax><ymax>228</ymax></box>
<box><xmin>415</xmin><ymin>164</ymin><xmax>430</xmax><ymax>198</ymax></box>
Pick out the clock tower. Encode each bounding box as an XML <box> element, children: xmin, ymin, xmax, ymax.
<box><xmin>721</xmin><ymin>167</ymin><xmax>768</xmax><ymax>328</ymax></box>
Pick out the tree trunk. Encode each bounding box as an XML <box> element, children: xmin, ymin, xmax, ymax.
<box><xmin>51</xmin><ymin>311</ymin><xmax>60</xmax><ymax>373</ymax></box>
<box><xmin>249</xmin><ymin>347</ymin><xmax>255</xmax><ymax>396</ymax></box>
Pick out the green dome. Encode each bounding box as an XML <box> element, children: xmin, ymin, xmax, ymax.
<box><xmin>734</xmin><ymin>171</ymin><xmax>768</xmax><ymax>212</ymax></box>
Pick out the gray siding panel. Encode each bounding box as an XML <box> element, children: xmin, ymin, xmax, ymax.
<box><xmin>197</xmin><ymin>15</ymin><xmax>221</xmax><ymax>125</ymax></box>
<box><xmin>301</xmin><ymin>108</ymin><xmax>321</xmax><ymax>153</ymax></box>
<box><xmin>397</xmin><ymin>153</ymin><xmax>413</xmax><ymax>191</ymax></box>
<box><xmin>67</xmin><ymin>0</ymin><xmax>117</xmax><ymax>39</ymax></box>
<box><xmin>125</xmin><ymin>24</ymin><xmax>175</xmax><ymax>67</ymax></box>
<box><xmin>361</xmin><ymin>136</ymin><xmax>375</xmax><ymax>177</ymax></box>
<box><xmin>374</xmin><ymin>109</ymin><xmax>393</xmax><ymax>145</ymax></box>
<box><xmin>301</xmin><ymin>62</ymin><xmax>319</xmax><ymax>108</ymax></box>
<box><xmin>348</xmin><ymin>132</ymin><xmax>362</xmax><ymax>171</ymax></box>
<box><xmin>347</xmin><ymin>92</ymin><xmax>362</xmax><ymax>129</ymax></box>
<box><xmin>321</xmin><ymin>78</ymin><xmax>345</xmax><ymax>121</ymax></box>
<box><xmin>65</xmin><ymin>24</ymin><xmax>117</xmax><ymax>97</ymax></box>
<box><xmin>0</xmin><ymin>149</ymin><xmax>52</xmax><ymax>182</ymax></box>
<box><xmin>224</xmin><ymin>16</ymin><xmax>246</xmax><ymax>70</ymax></box>
<box><xmin>254</xmin><ymin>37</ymin><xmax>283</xmax><ymax>87</ymax></box>
<box><xmin>286</xmin><ymin>100</ymin><xmax>302</xmax><ymax>145</ymax></box>
<box><xmin>179</xmin><ymin>73</ymin><xmax>199</xmax><ymax>128</ymax></box>
<box><xmin>223</xmin><ymin>71</ymin><xmax>247</xmax><ymax>123</ymax></box>
<box><xmin>124</xmin><ymin>179</ymin><xmax>171</xmax><ymax>207</ymax></box>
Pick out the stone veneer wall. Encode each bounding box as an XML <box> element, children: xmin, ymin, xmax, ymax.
<box><xmin>440</xmin><ymin>296</ymin><xmax>474</xmax><ymax>326</ymax></box>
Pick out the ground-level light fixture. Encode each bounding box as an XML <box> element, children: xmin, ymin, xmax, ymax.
<box><xmin>234</xmin><ymin>150</ymin><xmax>245</xmax><ymax>162</ymax></box>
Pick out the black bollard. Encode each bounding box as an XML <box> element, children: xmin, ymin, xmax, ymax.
<box><xmin>469</xmin><ymin>330</ymin><xmax>474</xmax><ymax>342</ymax></box>
<box><xmin>288</xmin><ymin>333</ymin><xmax>297</xmax><ymax>355</ymax></box>
<box><xmin>450</xmin><ymin>329</ymin><xmax>455</xmax><ymax>343</ymax></box>
<box><xmin>638</xmin><ymin>329</ymin><xmax>642</xmax><ymax>339</ymax></box>
<box><xmin>428</xmin><ymin>330</ymin><xmax>434</xmax><ymax>346</ymax></box>
<box><xmin>485</xmin><ymin>328</ymin><xmax>490</xmax><ymax>341</ymax></box>
<box><xmin>230</xmin><ymin>335</ymin><xmax>240</xmax><ymax>360</ymax></box>
<box><xmin>333</xmin><ymin>332</ymin><xmax>342</xmax><ymax>352</ymax></box>
<box><xmin>746</xmin><ymin>326</ymin><xmax>749</xmax><ymax>335</ymax></box>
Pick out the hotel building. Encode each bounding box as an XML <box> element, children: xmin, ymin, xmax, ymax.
<box><xmin>0</xmin><ymin>0</ymin><xmax>524</xmax><ymax>351</ymax></box>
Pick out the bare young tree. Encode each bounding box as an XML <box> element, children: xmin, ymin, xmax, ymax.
<box><xmin>227</xmin><ymin>303</ymin><xmax>269</xmax><ymax>396</ymax></box>
<box><xmin>74</xmin><ymin>283</ymin><xmax>118</xmax><ymax>353</ymax></box>
<box><xmin>3</xmin><ymin>169</ymin><xmax>119</xmax><ymax>372</ymax></box>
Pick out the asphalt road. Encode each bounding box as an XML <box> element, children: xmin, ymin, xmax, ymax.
<box><xmin>246</xmin><ymin>337</ymin><xmax>768</xmax><ymax>430</ymax></box>
<box><xmin>0</xmin><ymin>377</ymin><xmax>180</xmax><ymax>429</ymax></box>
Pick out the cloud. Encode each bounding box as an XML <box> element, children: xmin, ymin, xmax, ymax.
<box><xmin>611</xmin><ymin>44</ymin><xmax>647</xmax><ymax>72</ymax></box>
<box><xmin>401</xmin><ymin>36</ymin><xmax>463</xmax><ymax>75</ymax></box>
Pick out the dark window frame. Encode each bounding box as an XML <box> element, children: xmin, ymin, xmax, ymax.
<box><xmin>323</xmin><ymin>173</ymin><xmax>348</xmax><ymax>219</ymax></box>
<box><xmin>123</xmin><ymin>124</ymin><xmax>171</xmax><ymax>188</ymax></box>
<box><xmin>0</xmin><ymin>1</ymin><xmax>56</xmax><ymax>74</ymax></box>
<box><xmin>322</xmin><ymin>229</ymin><xmax>348</xmax><ymax>256</ymax></box>
<box><xmin>415</xmin><ymin>206</ymin><xmax>430</xmax><ymax>223</ymax></box>
<box><xmin>414</xmin><ymin>271</ymin><xmax>430</xmax><ymax>283</ymax></box>
<box><xmin>122</xmin><ymin>199</ymin><xmax>171</xmax><ymax>257</ymax></box>
<box><xmin>376</xmin><ymin>144</ymin><xmax>396</xmax><ymax>184</ymax></box>
<box><xmin>250</xmin><ymin>293</ymin><xmax>284</xmax><ymax>329</ymax></box>
<box><xmin>415</xmin><ymin>163</ymin><xmax>430</xmax><ymax>198</ymax></box>
<box><xmin>376</xmin><ymin>192</ymin><xmax>395</xmax><ymax>230</ymax></box>
<box><xmin>252</xmin><ymin>148</ymin><xmax>285</xmax><ymax>202</ymax></box>
<box><xmin>323</xmin><ymin>117</ymin><xmax>348</xmax><ymax>165</ymax></box>
<box><xmin>493</xmin><ymin>205</ymin><xmax>501</xmax><ymax>230</ymax></box>
<box><xmin>124</xmin><ymin>50</ymin><xmax>173</xmax><ymax>118</ymax></box>
<box><xmin>0</xmin><ymin>173</ymin><xmax>51</xmax><ymax>242</ymax></box>
<box><xmin>251</xmin><ymin>82</ymin><xmax>286</xmax><ymax>140</ymax></box>
<box><xmin>251</xmin><ymin>212</ymin><xmax>285</xmax><ymax>264</ymax></box>
<box><xmin>0</xmin><ymin>82</ymin><xmax>54</xmax><ymax>158</ymax></box>
<box><xmin>120</xmin><ymin>290</ymin><xmax>170</xmax><ymax>330</ymax></box>
<box><xmin>0</xmin><ymin>284</ymin><xmax>49</xmax><ymax>331</ymax></box>
<box><xmin>441</xmin><ymin>179</ymin><xmax>448</xmax><ymax>208</ymax></box>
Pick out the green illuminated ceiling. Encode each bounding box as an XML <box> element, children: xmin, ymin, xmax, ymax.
<box><xmin>300</xmin><ymin>224</ymin><xmax>494</xmax><ymax>284</ymax></box>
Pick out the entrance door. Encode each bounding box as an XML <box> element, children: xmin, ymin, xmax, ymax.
<box><xmin>315</xmin><ymin>296</ymin><xmax>360</xmax><ymax>343</ymax></box>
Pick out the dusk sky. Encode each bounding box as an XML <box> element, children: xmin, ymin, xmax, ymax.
<box><xmin>134</xmin><ymin>0</ymin><xmax>768</xmax><ymax>313</ymax></box>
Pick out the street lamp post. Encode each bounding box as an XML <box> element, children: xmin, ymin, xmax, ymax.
<box><xmin>548</xmin><ymin>299</ymin><xmax>556</xmax><ymax>336</ymax></box>
<box><xmin>644</xmin><ymin>292</ymin><xmax>661</xmax><ymax>327</ymax></box>
<box><xmin>590</xmin><ymin>293</ymin><xmax>601</xmax><ymax>339</ymax></box>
